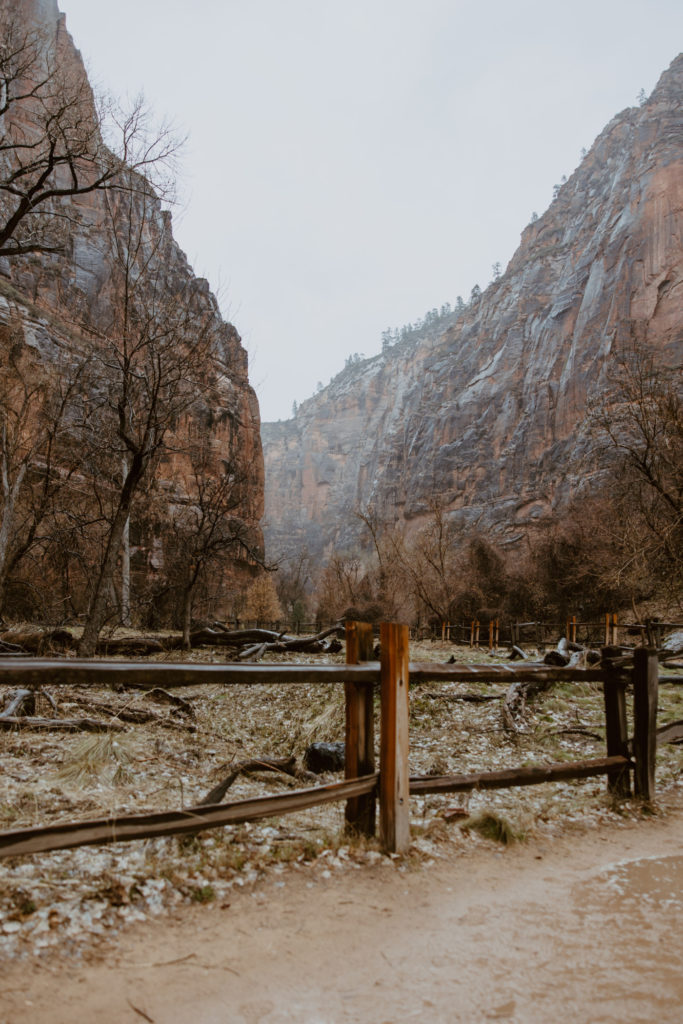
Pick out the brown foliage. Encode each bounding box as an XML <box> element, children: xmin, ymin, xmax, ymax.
<box><xmin>242</xmin><ymin>575</ymin><xmax>283</xmax><ymax>623</ymax></box>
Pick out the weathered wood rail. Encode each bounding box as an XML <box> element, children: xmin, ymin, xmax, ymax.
<box><xmin>0</xmin><ymin>625</ymin><xmax>660</xmax><ymax>860</ymax></box>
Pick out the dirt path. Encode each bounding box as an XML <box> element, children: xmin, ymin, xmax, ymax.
<box><xmin>3</xmin><ymin>799</ymin><xmax>683</xmax><ymax>1024</ymax></box>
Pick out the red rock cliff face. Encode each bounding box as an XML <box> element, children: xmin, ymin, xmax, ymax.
<box><xmin>263</xmin><ymin>55</ymin><xmax>682</xmax><ymax>562</ymax></box>
<box><xmin>0</xmin><ymin>1</ymin><xmax>264</xmax><ymax>593</ymax></box>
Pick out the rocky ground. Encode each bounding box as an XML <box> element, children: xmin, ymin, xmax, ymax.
<box><xmin>1</xmin><ymin>640</ymin><xmax>681</xmax><ymax>962</ymax></box>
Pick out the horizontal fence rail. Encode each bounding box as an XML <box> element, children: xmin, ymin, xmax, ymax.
<box><xmin>0</xmin><ymin>659</ymin><xmax>612</xmax><ymax>688</ymax></box>
<box><xmin>409</xmin><ymin>756</ymin><xmax>633</xmax><ymax>795</ymax></box>
<box><xmin>0</xmin><ymin>775</ymin><xmax>379</xmax><ymax>859</ymax></box>
<box><xmin>0</xmin><ymin>660</ymin><xmax>379</xmax><ymax>687</ymax></box>
<box><xmin>408</xmin><ymin>663</ymin><xmax>608</xmax><ymax>684</ymax></box>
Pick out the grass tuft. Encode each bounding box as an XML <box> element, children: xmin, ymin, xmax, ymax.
<box><xmin>460</xmin><ymin>810</ymin><xmax>525</xmax><ymax>845</ymax></box>
<box><xmin>57</xmin><ymin>733</ymin><xmax>133</xmax><ymax>786</ymax></box>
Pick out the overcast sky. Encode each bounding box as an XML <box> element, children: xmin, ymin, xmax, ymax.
<box><xmin>60</xmin><ymin>1</ymin><xmax>682</xmax><ymax>422</ymax></box>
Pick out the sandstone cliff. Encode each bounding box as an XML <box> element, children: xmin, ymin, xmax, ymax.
<box><xmin>263</xmin><ymin>55</ymin><xmax>682</xmax><ymax>563</ymax></box>
<box><xmin>0</xmin><ymin>0</ymin><xmax>264</xmax><ymax>614</ymax></box>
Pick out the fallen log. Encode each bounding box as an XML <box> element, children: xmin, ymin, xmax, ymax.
<box><xmin>39</xmin><ymin>688</ymin><xmax>59</xmax><ymax>713</ymax></box>
<box><xmin>66</xmin><ymin>696</ymin><xmax>196</xmax><ymax>731</ymax></box>
<box><xmin>118</xmin><ymin>627</ymin><xmax>296</xmax><ymax>653</ymax></box>
<box><xmin>196</xmin><ymin>755</ymin><xmax>305</xmax><ymax>806</ymax></box>
<box><xmin>96</xmin><ymin>637</ymin><xmax>165</xmax><ymax>657</ymax></box>
<box><xmin>268</xmin><ymin>625</ymin><xmax>344</xmax><ymax>651</ymax></box>
<box><xmin>0</xmin><ymin>628</ymin><xmax>76</xmax><ymax>655</ymax></box>
<box><xmin>657</xmin><ymin>719</ymin><xmax>683</xmax><ymax>746</ymax></box>
<box><xmin>544</xmin><ymin>728</ymin><xmax>604</xmax><ymax>741</ymax></box>
<box><xmin>0</xmin><ymin>639</ymin><xmax>27</xmax><ymax>655</ymax></box>
<box><xmin>187</xmin><ymin>628</ymin><xmax>296</xmax><ymax>648</ymax></box>
<box><xmin>163</xmin><ymin>625</ymin><xmax>344</xmax><ymax>654</ymax></box>
<box><xmin>237</xmin><ymin>625</ymin><xmax>345</xmax><ymax>662</ymax></box>
<box><xmin>0</xmin><ymin>688</ymin><xmax>34</xmax><ymax>718</ymax></box>
<box><xmin>142</xmin><ymin>688</ymin><xmax>195</xmax><ymax>716</ymax></box>
<box><xmin>542</xmin><ymin>636</ymin><xmax>570</xmax><ymax>667</ymax></box>
<box><xmin>238</xmin><ymin>642</ymin><xmax>268</xmax><ymax>662</ymax></box>
<box><xmin>503</xmin><ymin>675</ymin><xmax>555</xmax><ymax>731</ymax></box>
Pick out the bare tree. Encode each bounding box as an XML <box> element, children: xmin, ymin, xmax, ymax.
<box><xmin>0</xmin><ymin>2</ymin><xmax>178</xmax><ymax>258</ymax></box>
<box><xmin>164</xmin><ymin>430</ymin><xmax>264</xmax><ymax>648</ymax></box>
<box><xmin>77</xmin><ymin>178</ymin><xmax>218</xmax><ymax>655</ymax></box>
<box><xmin>389</xmin><ymin>502</ymin><xmax>462</xmax><ymax>625</ymax></box>
<box><xmin>274</xmin><ymin>547</ymin><xmax>312</xmax><ymax>624</ymax></box>
<box><xmin>383</xmin><ymin>504</ymin><xmax>506</xmax><ymax>626</ymax></box>
<box><xmin>588</xmin><ymin>333</ymin><xmax>683</xmax><ymax>603</ymax></box>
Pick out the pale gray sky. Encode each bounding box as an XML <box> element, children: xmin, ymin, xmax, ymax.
<box><xmin>60</xmin><ymin>0</ymin><xmax>682</xmax><ymax>422</ymax></box>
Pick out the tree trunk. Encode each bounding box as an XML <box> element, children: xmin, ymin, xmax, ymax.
<box><xmin>79</xmin><ymin>456</ymin><xmax>145</xmax><ymax>657</ymax></box>
<box><xmin>120</xmin><ymin>456</ymin><xmax>131</xmax><ymax>627</ymax></box>
<box><xmin>181</xmin><ymin>586</ymin><xmax>193</xmax><ymax>650</ymax></box>
<box><xmin>0</xmin><ymin>461</ymin><xmax>26</xmax><ymax>617</ymax></box>
<box><xmin>121</xmin><ymin>514</ymin><xmax>131</xmax><ymax>628</ymax></box>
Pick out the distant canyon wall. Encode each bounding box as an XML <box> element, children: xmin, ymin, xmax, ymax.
<box><xmin>262</xmin><ymin>55</ymin><xmax>682</xmax><ymax>563</ymax></box>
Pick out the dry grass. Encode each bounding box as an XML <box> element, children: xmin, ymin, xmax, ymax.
<box><xmin>460</xmin><ymin>811</ymin><xmax>526</xmax><ymax>845</ymax></box>
<box><xmin>57</xmin><ymin>734</ymin><xmax>135</xmax><ymax>787</ymax></box>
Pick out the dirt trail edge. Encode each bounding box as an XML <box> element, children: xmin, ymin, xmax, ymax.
<box><xmin>3</xmin><ymin>797</ymin><xmax>683</xmax><ymax>1024</ymax></box>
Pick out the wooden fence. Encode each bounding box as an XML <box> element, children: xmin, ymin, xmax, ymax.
<box><xmin>482</xmin><ymin>617</ymin><xmax>681</xmax><ymax>649</ymax></box>
<box><xmin>221</xmin><ymin>617</ymin><xmax>682</xmax><ymax>650</ymax></box>
<box><xmin>0</xmin><ymin>625</ymin><xmax>661</xmax><ymax>860</ymax></box>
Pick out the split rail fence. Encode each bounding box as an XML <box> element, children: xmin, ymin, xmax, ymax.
<box><xmin>448</xmin><ymin>616</ymin><xmax>683</xmax><ymax>649</ymax></box>
<box><xmin>0</xmin><ymin>623</ymin><xmax>661</xmax><ymax>860</ymax></box>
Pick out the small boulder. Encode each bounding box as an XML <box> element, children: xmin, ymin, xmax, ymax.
<box><xmin>304</xmin><ymin>741</ymin><xmax>345</xmax><ymax>774</ymax></box>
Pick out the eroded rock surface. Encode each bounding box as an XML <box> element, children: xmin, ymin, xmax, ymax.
<box><xmin>263</xmin><ymin>55</ymin><xmax>682</xmax><ymax>561</ymax></box>
<box><xmin>1</xmin><ymin>0</ymin><xmax>264</xmax><ymax>596</ymax></box>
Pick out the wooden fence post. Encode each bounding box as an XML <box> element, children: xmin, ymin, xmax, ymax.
<box><xmin>345</xmin><ymin>621</ymin><xmax>375</xmax><ymax>836</ymax></box>
<box><xmin>633</xmin><ymin>647</ymin><xmax>658</xmax><ymax>802</ymax></box>
<box><xmin>601</xmin><ymin>648</ymin><xmax>631</xmax><ymax>798</ymax></box>
<box><xmin>380</xmin><ymin>622</ymin><xmax>410</xmax><ymax>854</ymax></box>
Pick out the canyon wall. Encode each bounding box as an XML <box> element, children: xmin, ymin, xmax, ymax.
<box><xmin>0</xmin><ymin>0</ymin><xmax>264</xmax><ymax>610</ymax></box>
<box><xmin>262</xmin><ymin>55</ymin><xmax>682</xmax><ymax>562</ymax></box>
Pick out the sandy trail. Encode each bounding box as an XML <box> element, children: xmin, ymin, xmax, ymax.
<box><xmin>3</xmin><ymin>800</ymin><xmax>683</xmax><ymax>1024</ymax></box>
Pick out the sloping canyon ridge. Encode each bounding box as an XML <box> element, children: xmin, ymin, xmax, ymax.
<box><xmin>262</xmin><ymin>55</ymin><xmax>682</xmax><ymax>574</ymax></box>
